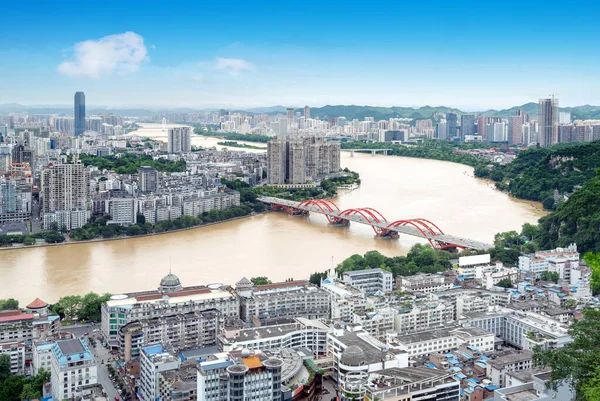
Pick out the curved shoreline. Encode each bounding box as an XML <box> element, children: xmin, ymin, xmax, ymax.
<box><xmin>0</xmin><ymin>213</ymin><xmax>263</xmax><ymax>252</ymax></box>
<box><xmin>348</xmin><ymin>151</ymin><xmax>547</xmax><ymax>213</ymax></box>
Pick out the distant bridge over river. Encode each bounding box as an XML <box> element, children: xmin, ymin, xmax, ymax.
<box><xmin>258</xmin><ymin>196</ymin><xmax>493</xmax><ymax>251</ymax></box>
<box><xmin>341</xmin><ymin>148</ymin><xmax>392</xmax><ymax>156</ymax></box>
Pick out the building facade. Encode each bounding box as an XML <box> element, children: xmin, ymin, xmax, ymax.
<box><xmin>74</xmin><ymin>92</ymin><xmax>86</xmax><ymax>136</ymax></box>
<box><xmin>342</xmin><ymin>268</ymin><xmax>393</xmax><ymax>294</ymax></box>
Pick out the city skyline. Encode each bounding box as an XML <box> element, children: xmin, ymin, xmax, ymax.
<box><xmin>2</xmin><ymin>1</ymin><xmax>600</xmax><ymax>109</ymax></box>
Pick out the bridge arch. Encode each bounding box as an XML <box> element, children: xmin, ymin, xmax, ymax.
<box><xmin>296</xmin><ymin>199</ymin><xmax>340</xmax><ymax>222</ymax></box>
<box><xmin>334</xmin><ymin>207</ymin><xmax>388</xmax><ymax>235</ymax></box>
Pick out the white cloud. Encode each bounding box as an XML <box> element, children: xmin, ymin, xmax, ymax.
<box><xmin>214</xmin><ymin>57</ymin><xmax>253</xmax><ymax>76</ymax></box>
<box><xmin>58</xmin><ymin>32</ymin><xmax>148</xmax><ymax>78</ymax></box>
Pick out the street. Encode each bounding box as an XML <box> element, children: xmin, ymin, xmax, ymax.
<box><xmin>61</xmin><ymin>323</ymin><xmax>121</xmax><ymax>400</ymax></box>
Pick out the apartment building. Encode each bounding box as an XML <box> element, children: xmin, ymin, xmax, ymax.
<box><xmin>118</xmin><ymin>309</ymin><xmax>222</xmax><ymax>362</ymax></box>
<box><xmin>342</xmin><ymin>268</ymin><xmax>394</xmax><ymax>294</ymax></box>
<box><xmin>0</xmin><ymin>340</ymin><xmax>26</xmax><ymax>375</ymax></box>
<box><xmin>487</xmin><ymin>350</ymin><xmax>533</xmax><ymax>387</ymax></box>
<box><xmin>399</xmin><ymin>273</ymin><xmax>452</xmax><ymax>294</ymax></box>
<box><xmin>463</xmin><ymin>308</ymin><xmax>572</xmax><ymax>350</ymax></box>
<box><xmin>139</xmin><ymin>345</ymin><xmax>181</xmax><ymax>401</ymax></box>
<box><xmin>235</xmin><ymin>278</ymin><xmax>330</xmax><ymax>325</ymax></box>
<box><xmin>50</xmin><ymin>339</ymin><xmax>98</xmax><ymax>401</ymax></box>
<box><xmin>388</xmin><ymin>325</ymin><xmax>494</xmax><ymax>358</ymax></box>
<box><xmin>519</xmin><ymin>244</ymin><xmax>579</xmax><ymax>278</ymax></box>
<box><xmin>197</xmin><ymin>350</ymin><xmax>284</xmax><ymax>401</ymax></box>
<box><xmin>394</xmin><ymin>301</ymin><xmax>453</xmax><ymax>334</ymax></box>
<box><xmin>41</xmin><ymin>161</ymin><xmax>90</xmax><ymax>229</ymax></box>
<box><xmin>218</xmin><ymin>318</ymin><xmax>328</xmax><ymax>355</ymax></box>
<box><xmin>101</xmin><ymin>274</ymin><xmax>239</xmax><ymax>346</ymax></box>
<box><xmin>364</xmin><ymin>368</ymin><xmax>460</xmax><ymax>401</ymax></box>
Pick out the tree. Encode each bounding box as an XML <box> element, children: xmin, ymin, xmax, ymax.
<box><xmin>0</xmin><ymin>298</ymin><xmax>19</xmax><ymax>310</ymax></box>
<box><xmin>126</xmin><ymin>225</ymin><xmax>143</xmax><ymax>236</ymax></box>
<box><xmin>585</xmin><ymin>253</ymin><xmax>600</xmax><ymax>295</ymax></box>
<box><xmin>79</xmin><ymin>292</ymin><xmax>111</xmax><ymax>322</ymax></box>
<box><xmin>534</xmin><ymin>308</ymin><xmax>600</xmax><ymax>400</ymax></box>
<box><xmin>0</xmin><ymin>354</ymin><xmax>10</xmax><ymax>381</ymax></box>
<box><xmin>539</xmin><ymin>271</ymin><xmax>559</xmax><ymax>283</ymax></box>
<box><xmin>136</xmin><ymin>213</ymin><xmax>146</xmax><ymax>225</ymax></box>
<box><xmin>250</xmin><ymin>277</ymin><xmax>272</xmax><ymax>285</ymax></box>
<box><xmin>309</xmin><ymin>272</ymin><xmax>328</xmax><ymax>286</ymax></box>
<box><xmin>53</xmin><ymin>295</ymin><xmax>82</xmax><ymax>321</ymax></box>
<box><xmin>496</xmin><ymin>278</ymin><xmax>512</xmax><ymax>288</ymax></box>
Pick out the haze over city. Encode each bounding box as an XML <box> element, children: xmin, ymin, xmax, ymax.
<box><xmin>2</xmin><ymin>0</ymin><xmax>600</xmax><ymax>109</ymax></box>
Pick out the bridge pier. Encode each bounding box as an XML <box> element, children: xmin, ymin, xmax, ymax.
<box><xmin>378</xmin><ymin>231</ymin><xmax>399</xmax><ymax>239</ymax></box>
<box><xmin>329</xmin><ymin>219</ymin><xmax>350</xmax><ymax>227</ymax></box>
<box><xmin>371</xmin><ymin>150</ymin><xmax>376</xmax><ymax>155</ymax></box>
<box><xmin>350</xmin><ymin>150</ymin><xmax>354</xmax><ymax>157</ymax></box>
<box><xmin>383</xmin><ymin>150</ymin><xmax>388</xmax><ymax>155</ymax></box>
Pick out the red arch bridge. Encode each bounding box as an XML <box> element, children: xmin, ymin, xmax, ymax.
<box><xmin>258</xmin><ymin>196</ymin><xmax>493</xmax><ymax>251</ymax></box>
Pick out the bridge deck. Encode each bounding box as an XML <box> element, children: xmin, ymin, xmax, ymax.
<box><xmin>258</xmin><ymin>196</ymin><xmax>492</xmax><ymax>250</ymax></box>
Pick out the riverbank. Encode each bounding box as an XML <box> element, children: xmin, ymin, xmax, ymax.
<box><xmin>0</xmin><ymin>213</ymin><xmax>263</xmax><ymax>252</ymax></box>
<box><xmin>217</xmin><ymin>141</ymin><xmax>267</xmax><ymax>150</ymax></box>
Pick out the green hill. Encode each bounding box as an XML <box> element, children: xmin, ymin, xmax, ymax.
<box><xmin>538</xmin><ymin>168</ymin><xmax>600</xmax><ymax>253</ymax></box>
<box><xmin>476</xmin><ymin>140</ymin><xmax>600</xmax><ymax>208</ymax></box>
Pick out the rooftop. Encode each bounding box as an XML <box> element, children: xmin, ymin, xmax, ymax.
<box><xmin>344</xmin><ymin>268</ymin><xmax>389</xmax><ymax>276</ymax></box>
<box><xmin>488</xmin><ymin>350</ymin><xmax>533</xmax><ymax>369</ymax></box>
<box><xmin>105</xmin><ymin>285</ymin><xmax>234</xmax><ymax>308</ymax></box>
<box><xmin>0</xmin><ymin>311</ymin><xmax>35</xmax><ymax>324</ymax></box>
<box><xmin>330</xmin><ymin>330</ymin><xmax>400</xmax><ymax>364</ymax></box>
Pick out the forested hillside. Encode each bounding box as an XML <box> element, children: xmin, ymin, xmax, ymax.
<box><xmin>476</xmin><ymin>140</ymin><xmax>600</xmax><ymax>209</ymax></box>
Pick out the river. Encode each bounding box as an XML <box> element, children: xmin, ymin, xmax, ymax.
<box><xmin>0</xmin><ymin>144</ymin><xmax>545</xmax><ymax>304</ymax></box>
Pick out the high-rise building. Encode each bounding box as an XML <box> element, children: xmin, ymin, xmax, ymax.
<box><xmin>460</xmin><ymin>114</ymin><xmax>475</xmax><ymax>140</ymax></box>
<box><xmin>197</xmin><ymin>350</ymin><xmax>283</xmax><ymax>401</ymax></box>
<box><xmin>446</xmin><ymin>113</ymin><xmax>458</xmax><ymax>139</ymax></box>
<box><xmin>138</xmin><ymin>166</ymin><xmax>158</xmax><ymax>193</ymax></box>
<box><xmin>50</xmin><ymin>339</ymin><xmax>97</xmax><ymax>401</ymax></box>
<box><xmin>304</xmin><ymin>105</ymin><xmax>310</xmax><ymax>119</ymax></box>
<box><xmin>74</xmin><ymin>92</ymin><xmax>86</xmax><ymax>136</ymax></box>
<box><xmin>267</xmin><ymin>137</ymin><xmax>340</xmax><ymax>184</ymax></box>
<box><xmin>41</xmin><ymin>161</ymin><xmax>90</xmax><ymax>229</ymax></box>
<box><xmin>517</xmin><ymin>109</ymin><xmax>530</xmax><ymax>124</ymax></box>
<box><xmin>539</xmin><ymin>97</ymin><xmax>559</xmax><ymax>147</ymax></box>
<box><xmin>508</xmin><ymin>115</ymin><xmax>523</xmax><ymax>145</ymax></box>
<box><xmin>477</xmin><ymin>116</ymin><xmax>488</xmax><ymax>138</ymax></box>
<box><xmin>167</xmin><ymin>127</ymin><xmax>192</xmax><ymax>153</ymax></box>
<box><xmin>286</xmin><ymin>108</ymin><xmax>294</xmax><ymax>120</ymax></box>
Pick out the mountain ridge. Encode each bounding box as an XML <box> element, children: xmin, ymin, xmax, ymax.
<box><xmin>1</xmin><ymin>103</ymin><xmax>599</xmax><ymax>120</ymax></box>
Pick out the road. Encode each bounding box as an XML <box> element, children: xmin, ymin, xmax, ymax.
<box><xmin>61</xmin><ymin>323</ymin><xmax>121</xmax><ymax>400</ymax></box>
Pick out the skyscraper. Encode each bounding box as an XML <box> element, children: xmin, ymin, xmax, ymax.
<box><xmin>460</xmin><ymin>114</ymin><xmax>475</xmax><ymax>140</ymax></box>
<box><xmin>477</xmin><ymin>116</ymin><xmax>488</xmax><ymax>138</ymax></box>
<box><xmin>267</xmin><ymin>137</ymin><xmax>340</xmax><ymax>184</ymax></box>
<box><xmin>538</xmin><ymin>97</ymin><xmax>559</xmax><ymax>147</ymax></box>
<box><xmin>74</xmin><ymin>92</ymin><xmax>86</xmax><ymax>136</ymax></box>
<box><xmin>508</xmin><ymin>115</ymin><xmax>523</xmax><ymax>145</ymax></box>
<box><xmin>167</xmin><ymin>127</ymin><xmax>192</xmax><ymax>153</ymax></box>
<box><xmin>138</xmin><ymin>166</ymin><xmax>158</xmax><ymax>193</ymax></box>
<box><xmin>286</xmin><ymin>108</ymin><xmax>294</xmax><ymax>120</ymax></box>
<box><xmin>304</xmin><ymin>105</ymin><xmax>311</xmax><ymax>119</ymax></box>
<box><xmin>41</xmin><ymin>161</ymin><xmax>89</xmax><ymax>213</ymax></box>
<box><xmin>446</xmin><ymin>113</ymin><xmax>458</xmax><ymax>139</ymax></box>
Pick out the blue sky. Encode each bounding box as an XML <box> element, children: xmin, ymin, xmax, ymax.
<box><xmin>1</xmin><ymin>0</ymin><xmax>599</xmax><ymax>109</ymax></box>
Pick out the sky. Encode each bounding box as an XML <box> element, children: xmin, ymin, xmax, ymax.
<box><xmin>1</xmin><ymin>0</ymin><xmax>599</xmax><ymax>110</ymax></box>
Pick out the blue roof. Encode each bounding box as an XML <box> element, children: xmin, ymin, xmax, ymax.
<box><xmin>456</xmin><ymin>373</ymin><xmax>467</xmax><ymax>379</ymax></box>
<box><xmin>445</xmin><ymin>353</ymin><xmax>455</xmax><ymax>358</ymax></box>
<box><xmin>450</xmin><ymin>366</ymin><xmax>462</xmax><ymax>372</ymax></box>
<box><xmin>468</xmin><ymin>378</ymin><xmax>480</xmax><ymax>383</ymax></box>
<box><xmin>475</xmin><ymin>362</ymin><xmax>487</xmax><ymax>369</ymax></box>
<box><xmin>142</xmin><ymin>344</ymin><xmax>164</xmax><ymax>356</ymax></box>
<box><xmin>425</xmin><ymin>363</ymin><xmax>436</xmax><ymax>369</ymax></box>
<box><xmin>485</xmin><ymin>385</ymin><xmax>499</xmax><ymax>391</ymax></box>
